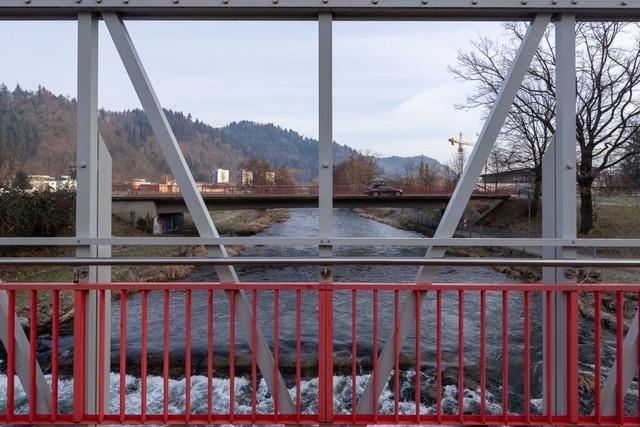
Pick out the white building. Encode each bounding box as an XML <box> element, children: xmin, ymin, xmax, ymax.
<box><xmin>212</xmin><ymin>168</ymin><xmax>230</xmax><ymax>185</ymax></box>
<box><xmin>28</xmin><ymin>175</ymin><xmax>57</xmax><ymax>191</ymax></box>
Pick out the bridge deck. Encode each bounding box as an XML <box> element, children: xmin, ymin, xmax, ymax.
<box><xmin>112</xmin><ymin>193</ymin><xmax>511</xmax><ymax>210</ymax></box>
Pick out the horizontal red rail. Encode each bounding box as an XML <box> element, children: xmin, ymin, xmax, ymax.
<box><xmin>0</xmin><ymin>282</ymin><xmax>636</xmax><ymax>425</ymax></box>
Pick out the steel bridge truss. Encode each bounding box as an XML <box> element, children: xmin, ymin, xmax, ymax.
<box><xmin>2</xmin><ymin>1</ymin><xmax>640</xmax><ymax>425</ymax></box>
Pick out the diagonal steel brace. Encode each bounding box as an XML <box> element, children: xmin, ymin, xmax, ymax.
<box><xmin>357</xmin><ymin>13</ymin><xmax>552</xmax><ymax>414</ymax></box>
<box><xmin>102</xmin><ymin>12</ymin><xmax>295</xmax><ymax>414</ymax></box>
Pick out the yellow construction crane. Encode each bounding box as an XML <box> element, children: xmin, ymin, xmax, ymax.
<box><xmin>448</xmin><ymin>133</ymin><xmax>475</xmax><ymax>165</ymax></box>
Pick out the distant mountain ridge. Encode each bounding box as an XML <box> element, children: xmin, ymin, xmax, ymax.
<box><xmin>0</xmin><ymin>85</ymin><xmax>440</xmax><ymax>183</ymax></box>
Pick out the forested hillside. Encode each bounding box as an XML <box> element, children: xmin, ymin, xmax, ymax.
<box><xmin>220</xmin><ymin>121</ymin><xmax>356</xmax><ymax>182</ymax></box>
<box><xmin>0</xmin><ymin>84</ymin><xmax>436</xmax><ymax>184</ymax></box>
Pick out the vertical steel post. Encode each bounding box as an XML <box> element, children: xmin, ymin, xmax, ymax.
<box><xmin>102</xmin><ymin>12</ymin><xmax>295</xmax><ymax>414</ymax></box>
<box><xmin>76</xmin><ymin>11</ymin><xmax>102</xmax><ymax>418</ymax></box>
<box><xmin>98</xmin><ymin>136</ymin><xmax>112</xmax><ymax>413</ymax></box>
<box><xmin>318</xmin><ymin>12</ymin><xmax>334</xmax><ymax>424</ymax></box>
<box><xmin>542</xmin><ymin>13</ymin><xmax>577</xmax><ymax>417</ymax></box>
<box><xmin>319</xmin><ymin>12</ymin><xmax>333</xmax><ymax>248</ymax></box>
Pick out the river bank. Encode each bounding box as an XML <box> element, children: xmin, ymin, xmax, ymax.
<box><xmin>0</xmin><ymin>208</ymin><xmax>290</xmax><ymax>330</ymax></box>
<box><xmin>354</xmin><ymin>206</ymin><xmax>635</xmax><ymax>334</ymax></box>
<box><xmin>354</xmin><ymin>207</ymin><xmax>542</xmax><ymax>281</ymax></box>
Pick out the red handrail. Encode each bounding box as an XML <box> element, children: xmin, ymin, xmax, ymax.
<box><xmin>0</xmin><ymin>281</ymin><xmax>633</xmax><ymax>425</ymax></box>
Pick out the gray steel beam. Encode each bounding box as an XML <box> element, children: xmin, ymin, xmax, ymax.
<box><xmin>542</xmin><ymin>14</ymin><xmax>577</xmax><ymax>417</ymax></box>
<box><xmin>3</xmin><ymin>256</ymin><xmax>640</xmax><ymax>268</ymax></box>
<box><xmin>318</xmin><ymin>16</ymin><xmax>334</xmax><ymax>424</ymax></box>
<box><xmin>319</xmin><ymin>12</ymin><xmax>333</xmax><ymax>251</ymax></box>
<box><xmin>97</xmin><ymin>136</ymin><xmax>112</xmax><ymax>413</ymax></box>
<box><xmin>101</xmin><ymin>12</ymin><xmax>295</xmax><ymax>414</ymax></box>
<box><xmin>4</xmin><ymin>236</ymin><xmax>640</xmax><ymax>248</ymax></box>
<box><xmin>76</xmin><ymin>11</ymin><xmax>103</xmax><ymax>418</ymax></box>
<box><xmin>1</xmin><ymin>1</ymin><xmax>639</xmax><ymax>20</ymax></box>
<box><xmin>357</xmin><ymin>13</ymin><xmax>551</xmax><ymax>415</ymax></box>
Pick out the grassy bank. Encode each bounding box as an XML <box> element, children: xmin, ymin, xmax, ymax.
<box><xmin>0</xmin><ymin>208</ymin><xmax>289</xmax><ymax>328</ymax></box>
<box><xmin>355</xmin><ymin>206</ymin><xmax>542</xmax><ymax>282</ymax></box>
<box><xmin>359</xmin><ymin>199</ymin><xmax>640</xmax><ymax>333</ymax></box>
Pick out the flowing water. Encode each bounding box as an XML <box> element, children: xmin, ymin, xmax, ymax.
<box><xmin>0</xmin><ymin>208</ymin><xmax>632</xmax><ymax>417</ymax></box>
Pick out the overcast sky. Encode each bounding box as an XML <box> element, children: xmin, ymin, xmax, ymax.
<box><xmin>0</xmin><ymin>20</ymin><xmax>506</xmax><ymax>162</ymax></box>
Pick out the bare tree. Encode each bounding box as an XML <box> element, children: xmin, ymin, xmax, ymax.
<box><xmin>275</xmin><ymin>166</ymin><xmax>297</xmax><ymax>186</ymax></box>
<box><xmin>334</xmin><ymin>150</ymin><xmax>381</xmax><ymax>188</ymax></box>
<box><xmin>444</xmin><ymin>151</ymin><xmax>466</xmax><ymax>187</ymax></box>
<box><xmin>484</xmin><ymin>145</ymin><xmax>514</xmax><ymax>192</ymax></box>
<box><xmin>418</xmin><ymin>159</ymin><xmax>439</xmax><ymax>189</ymax></box>
<box><xmin>402</xmin><ymin>158</ymin><xmax>418</xmax><ymax>186</ymax></box>
<box><xmin>451</xmin><ymin>22</ymin><xmax>640</xmax><ymax>233</ymax></box>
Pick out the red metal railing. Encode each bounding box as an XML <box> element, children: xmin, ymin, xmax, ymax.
<box><xmin>0</xmin><ymin>281</ymin><xmax>637</xmax><ymax>425</ymax></box>
<box><xmin>112</xmin><ymin>184</ymin><xmax>513</xmax><ymax>197</ymax></box>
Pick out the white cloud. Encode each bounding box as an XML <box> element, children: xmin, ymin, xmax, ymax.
<box><xmin>0</xmin><ymin>19</ymin><xmax>507</xmax><ymax>162</ymax></box>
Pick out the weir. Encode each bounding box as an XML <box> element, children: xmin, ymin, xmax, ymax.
<box><xmin>2</xmin><ymin>1</ymin><xmax>640</xmax><ymax>425</ymax></box>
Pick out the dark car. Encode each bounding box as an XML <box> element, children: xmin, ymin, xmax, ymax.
<box><xmin>365</xmin><ymin>181</ymin><xmax>403</xmax><ymax>196</ymax></box>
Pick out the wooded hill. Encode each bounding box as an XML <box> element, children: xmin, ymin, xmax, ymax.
<box><xmin>0</xmin><ymin>85</ymin><xmax>438</xmax><ymax>184</ymax></box>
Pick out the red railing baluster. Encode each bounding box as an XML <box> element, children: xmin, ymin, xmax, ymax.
<box><xmin>185</xmin><ymin>289</ymin><xmax>192</xmax><ymax>421</ymax></box>
<box><xmin>51</xmin><ymin>290</ymin><xmax>59</xmax><ymax>422</ymax></box>
<box><xmin>545</xmin><ymin>290</ymin><xmax>553</xmax><ymax>424</ymax></box>
<box><xmin>162</xmin><ymin>289</ymin><xmax>169</xmax><ymax>422</ymax></box>
<box><xmin>436</xmin><ymin>290</ymin><xmax>442</xmax><ymax>425</ymax></box>
<box><xmin>480</xmin><ymin>290</ymin><xmax>487</xmax><ymax>423</ymax></box>
<box><xmin>595</xmin><ymin>291</ymin><xmax>602</xmax><ymax>424</ymax></box>
<box><xmin>208</xmin><ymin>289</ymin><xmax>214</xmax><ymax>424</ymax></box>
<box><xmin>352</xmin><ymin>289</ymin><xmax>358</xmax><ymax>424</ymax></box>
<box><xmin>637</xmin><ymin>291</ymin><xmax>640</xmax><ymax>422</ymax></box>
<box><xmin>502</xmin><ymin>290</ymin><xmax>508</xmax><ymax>423</ymax></box>
<box><xmin>296</xmin><ymin>289</ymin><xmax>302</xmax><ymax>423</ymax></box>
<box><xmin>274</xmin><ymin>289</ymin><xmax>280</xmax><ymax>421</ymax></box>
<box><xmin>251</xmin><ymin>289</ymin><xmax>257</xmax><ymax>422</ymax></box>
<box><xmin>29</xmin><ymin>290</ymin><xmax>37</xmax><ymax>422</ymax></box>
<box><xmin>394</xmin><ymin>289</ymin><xmax>400</xmax><ymax>423</ymax></box>
<box><xmin>7</xmin><ymin>290</ymin><xmax>16</xmax><ymax>423</ymax></box>
<box><xmin>458</xmin><ymin>290</ymin><xmax>464</xmax><ymax>424</ymax></box>
<box><xmin>523</xmin><ymin>290</ymin><xmax>531</xmax><ymax>424</ymax></box>
<box><xmin>230</xmin><ymin>291</ymin><xmax>236</xmax><ymax>421</ymax></box>
<box><xmin>319</xmin><ymin>282</ymin><xmax>334</xmax><ymax>424</ymax></box>
<box><xmin>567</xmin><ymin>290</ymin><xmax>579</xmax><ymax>425</ymax></box>
<box><xmin>141</xmin><ymin>290</ymin><xmax>148</xmax><ymax>422</ymax></box>
<box><xmin>415</xmin><ymin>291</ymin><xmax>422</xmax><ymax>423</ymax></box>
<box><xmin>120</xmin><ymin>290</ymin><xmax>127</xmax><ymax>422</ymax></box>
<box><xmin>372</xmin><ymin>289</ymin><xmax>379</xmax><ymax>423</ymax></box>
<box><xmin>616</xmin><ymin>291</ymin><xmax>624</xmax><ymax>424</ymax></box>
<box><xmin>98</xmin><ymin>289</ymin><xmax>106</xmax><ymax>422</ymax></box>
<box><xmin>6</xmin><ymin>290</ymin><xmax>15</xmax><ymax>423</ymax></box>
<box><xmin>73</xmin><ymin>290</ymin><xmax>86</xmax><ymax>423</ymax></box>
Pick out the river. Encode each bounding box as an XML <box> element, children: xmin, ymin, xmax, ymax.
<box><xmin>0</xmin><ymin>208</ymin><xmax>629</xmax><ymax>417</ymax></box>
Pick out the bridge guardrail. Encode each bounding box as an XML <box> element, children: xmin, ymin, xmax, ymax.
<box><xmin>0</xmin><ymin>280</ymin><xmax>637</xmax><ymax>425</ymax></box>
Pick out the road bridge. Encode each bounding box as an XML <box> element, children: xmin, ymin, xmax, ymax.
<box><xmin>112</xmin><ymin>192</ymin><xmax>509</xmax><ymax>212</ymax></box>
